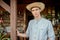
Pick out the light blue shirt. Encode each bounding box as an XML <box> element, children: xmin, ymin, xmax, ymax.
<box><xmin>26</xmin><ymin>18</ymin><xmax>55</xmax><ymax>40</ymax></box>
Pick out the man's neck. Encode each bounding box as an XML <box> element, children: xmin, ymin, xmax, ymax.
<box><xmin>34</xmin><ymin>16</ymin><xmax>42</xmax><ymax>20</ymax></box>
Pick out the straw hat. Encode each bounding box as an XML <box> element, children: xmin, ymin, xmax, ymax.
<box><xmin>26</xmin><ymin>2</ymin><xmax>45</xmax><ymax>12</ymax></box>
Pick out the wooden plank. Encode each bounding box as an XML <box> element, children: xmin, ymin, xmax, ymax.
<box><xmin>24</xmin><ymin>11</ymin><xmax>26</xmax><ymax>40</ymax></box>
<box><xmin>0</xmin><ymin>0</ymin><xmax>10</xmax><ymax>13</ymax></box>
<box><xmin>10</xmin><ymin>0</ymin><xmax>17</xmax><ymax>40</ymax></box>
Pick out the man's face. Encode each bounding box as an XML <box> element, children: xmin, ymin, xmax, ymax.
<box><xmin>31</xmin><ymin>7</ymin><xmax>41</xmax><ymax>18</ymax></box>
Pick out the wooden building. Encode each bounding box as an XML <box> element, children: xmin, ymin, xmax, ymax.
<box><xmin>0</xmin><ymin>0</ymin><xmax>60</xmax><ymax>40</ymax></box>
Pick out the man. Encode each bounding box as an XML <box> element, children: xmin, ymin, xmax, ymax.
<box><xmin>17</xmin><ymin>2</ymin><xmax>55</xmax><ymax>40</ymax></box>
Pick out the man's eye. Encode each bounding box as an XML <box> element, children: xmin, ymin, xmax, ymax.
<box><xmin>36</xmin><ymin>9</ymin><xmax>38</xmax><ymax>11</ymax></box>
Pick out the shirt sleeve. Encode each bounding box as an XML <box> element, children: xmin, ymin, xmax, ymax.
<box><xmin>26</xmin><ymin>21</ymin><xmax>31</xmax><ymax>37</ymax></box>
<box><xmin>48</xmin><ymin>21</ymin><xmax>55</xmax><ymax>40</ymax></box>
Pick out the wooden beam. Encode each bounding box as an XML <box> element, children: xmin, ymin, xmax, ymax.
<box><xmin>0</xmin><ymin>0</ymin><xmax>10</xmax><ymax>13</ymax></box>
<box><xmin>24</xmin><ymin>11</ymin><xmax>26</xmax><ymax>40</ymax></box>
<box><xmin>0</xmin><ymin>0</ymin><xmax>17</xmax><ymax>40</ymax></box>
<box><xmin>10</xmin><ymin>0</ymin><xmax>17</xmax><ymax>40</ymax></box>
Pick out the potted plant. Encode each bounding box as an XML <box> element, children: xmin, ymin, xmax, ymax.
<box><xmin>0</xmin><ymin>26</ymin><xmax>10</xmax><ymax>40</ymax></box>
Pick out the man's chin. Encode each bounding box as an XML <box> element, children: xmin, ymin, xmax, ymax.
<box><xmin>35</xmin><ymin>16</ymin><xmax>39</xmax><ymax>18</ymax></box>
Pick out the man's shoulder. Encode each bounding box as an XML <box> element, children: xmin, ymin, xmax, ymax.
<box><xmin>29</xmin><ymin>19</ymin><xmax>34</xmax><ymax>23</ymax></box>
<box><xmin>42</xmin><ymin>18</ymin><xmax>51</xmax><ymax>23</ymax></box>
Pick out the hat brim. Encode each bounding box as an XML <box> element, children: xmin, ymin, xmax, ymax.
<box><xmin>26</xmin><ymin>2</ymin><xmax>45</xmax><ymax>12</ymax></box>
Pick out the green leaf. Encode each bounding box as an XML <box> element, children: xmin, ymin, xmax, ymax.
<box><xmin>2</xmin><ymin>38</ymin><xmax>10</xmax><ymax>40</ymax></box>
